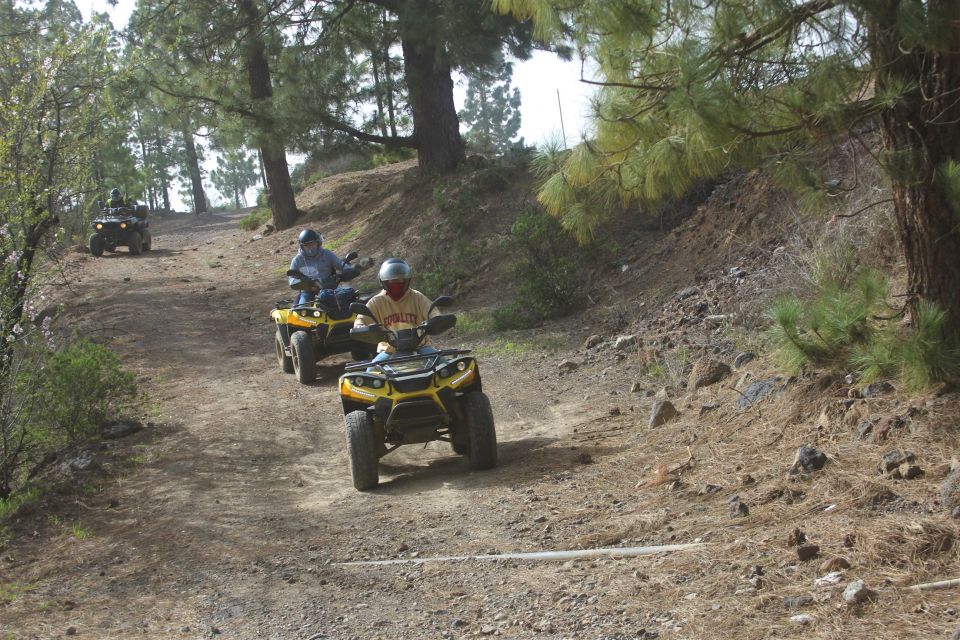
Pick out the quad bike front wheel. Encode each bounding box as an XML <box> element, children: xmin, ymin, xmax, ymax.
<box><xmin>464</xmin><ymin>391</ymin><xmax>498</xmax><ymax>470</ymax></box>
<box><xmin>128</xmin><ymin>231</ymin><xmax>143</xmax><ymax>255</ymax></box>
<box><xmin>275</xmin><ymin>329</ymin><xmax>294</xmax><ymax>373</ymax></box>
<box><xmin>290</xmin><ymin>330</ymin><xmax>316</xmax><ymax>383</ymax></box>
<box><xmin>89</xmin><ymin>233</ymin><xmax>105</xmax><ymax>257</ymax></box>
<box><xmin>345</xmin><ymin>410</ymin><xmax>379</xmax><ymax>491</ymax></box>
<box><xmin>142</xmin><ymin>230</ymin><xmax>152</xmax><ymax>251</ymax></box>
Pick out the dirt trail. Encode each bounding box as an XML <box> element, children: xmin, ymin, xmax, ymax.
<box><xmin>3</xmin><ymin>210</ymin><xmax>623</xmax><ymax>639</ymax></box>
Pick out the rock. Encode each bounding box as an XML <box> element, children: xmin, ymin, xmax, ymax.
<box><xmin>783</xmin><ymin>595</ymin><xmax>813</xmax><ymax>609</ymax></box>
<box><xmin>856</xmin><ymin>419</ymin><xmax>875</xmax><ymax>440</ymax></box>
<box><xmin>614</xmin><ymin>335</ymin><xmax>638</xmax><ymax>350</ymax></box>
<box><xmin>122</xmin><ymin>276</ymin><xmax>130</xmax><ymax>282</ymax></box>
<box><xmin>787</xmin><ymin>528</ymin><xmax>807</xmax><ymax>546</ymax></box>
<box><xmin>789</xmin><ymin>614</ymin><xmax>817</xmax><ymax>626</ymax></box>
<box><xmin>704</xmin><ymin>314</ymin><xmax>730</xmax><ymax>325</ymax></box>
<box><xmin>796</xmin><ymin>544</ymin><xmax>820</xmax><ymax>561</ymax></box>
<box><xmin>729</xmin><ymin>266</ymin><xmax>748</xmax><ymax>279</ymax></box>
<box><xmin>480</xmin><ymin>625</ymin><xmax>496</xmax><ymax>635</ymax></box>
<box><xmin>950</xmin><ymin>625</ymin><xmax>960</xmax><ymax>640</ymax></box>
<box><xmin>814</xmin><ymin>571</ymin><xmax>844</xmax><ymax>587</ymax></box>
<box><xmin>251</xmin><ymin>234</ymin><xmax>263</xmax><ymax>241</ymax></box>
<box><xmin>879</xmin><ymin>450</ymin><xmax>915</xmax><ymax>474</ymax></box>
<box><xmin>842</xmin><ymin>579</ymin><xmax>877</xmax><ymax>605</ymax></box>
<box><xmin>649</xmin><ymin>399</ymin><xmax>679</xmax><ymax>427</ymax></box>
<box><xmin>584</xmin><ymin>335</ymin><xmax>603</xmax><ymax>349</ymax></box>
<box><xmin>732</xmin><ymin>352</ymin><xmax>755</xmax><ymax>369</ymax></box>
<box><xmin>861</xmin><ymin>381</ymin><xmax>894</xmax><ymax>397</ymax></box>
<box><xmin>699</xmin><ymin>484</ymin><xmax>722</xmax><ymax>495</ymax></box>
<box><xmin>630</xmin><ymin>382</ymin><xmax>644</xmax><ymax>393</ymax></box>
<box><xmin>678</xmin><ymin>286</ymin><xmax>699</xmax><ymax>299</ymax></box>
<box><xmin>101</xmin><ymin>420</ymin><xmax>143</xmax><ymax>440</ymax></box>
<box><xmin>729</xmin><ymin>499</ymin><xmax>749</xmax><ymax>518</ymax></box>
<box><xmin>943</xmin><ymin>470</ymin><xmax>960</xmax><ymax>511</ymax></box>
<box><xmin>819</xmin><ymin>556</ymin><xmax>851</xmax><ymax>572</ymax></box>
<box><xmin>893</xmin><ymin>463</ymin><xmax>923</xmax><ymax>480</ymax></box>
<box><xmin>699</xmin><ymin>403</ymin><xmax>719</xmax><ymax>416</ymax></box>
<box><xmin>737</xmin><ymin>378</ymin><xmax>785</xmax><ymax>408</ymax></box>
<box><xmin>62</xmin><ymin>451</ymin><xmax>94</xmax><ymax>473</ymax></box>
<box><xmin>558</xmin><ymin>359</ymin><xmax>580</xmax><ymax>373</ymax></box>
<box><xmin>65</xmin><ymin>628</ymin><xmax>77</xmax><ymax>636</ymax></box>
<box><xmin>791</xmin><ymin>446</ymin><xmax>828</xmax><ymax>473</ymax></box>
<box><xmin>687</xmin><ymin>359</ymin><xmax>731</xmax><ymax>390</ymax></box>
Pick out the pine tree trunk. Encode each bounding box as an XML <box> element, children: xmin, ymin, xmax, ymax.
<box><xmin>871</xmin><ymin>0</ymin><xmax>960</xmax><ymax>335</ymax></box>
<box><xmin>381</xmin><ymin>13</ymin><xmax>398</xmax><ymax>139</ymax></box>
<box><xmin>401</xmin><ymin>38</ymin><xmax>464</xmax><ymax>173</ymax></box>
<box><xmin>371</xmin><ymin>52</ymin><xmax>390</xmax><ymax>139</ymax></box>
<box><xmin>239</xmin><ymin>0</ymin><xmax>298</xmax><ymax>230</ymax></box>
<box><xmin>181</xmin><ymin>127</ymin><xmax>207</xmax><ymax>214</ymax></box>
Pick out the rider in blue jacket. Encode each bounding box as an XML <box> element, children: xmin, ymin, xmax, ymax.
<box><xmin>288</xmin><ymin>229</ymin><xmax>345</xmax><ymax>305</ymax></box>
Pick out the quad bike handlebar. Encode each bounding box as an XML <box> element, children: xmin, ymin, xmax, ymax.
<box><xmin>350</xmin><ymin>296</ymin><xmax>457</xmax><ymax>351</ymax></box>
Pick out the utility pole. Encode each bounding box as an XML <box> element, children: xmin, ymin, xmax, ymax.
<box><xmin>557</xmin><ymin>89</ymin><xmax>567</xmax><ymax>149</ymax></box>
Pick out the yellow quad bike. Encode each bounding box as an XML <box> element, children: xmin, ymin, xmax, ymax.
<box><xmin>270</xmin><ymin>251</ymin><xmax>375</xmax><ymax>383</ymax></box>
<box><xmin>338</xmin><ymin>297</ymin><xmax>497</xmax><ymax>491</ymax></box>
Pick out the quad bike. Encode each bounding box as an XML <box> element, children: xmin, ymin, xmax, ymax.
<box><xmin>89</xmin><ymin>201</ymin><xmax>152</xmax><ymax>256</ymax></box>
<box><xmin>270</xmin><ymin>251</ymin><xmax>375</xmax><ymax>384</ymax></box>
<box><xmin>338</xmin><ymin>297</ymin><xmax>497</xmax><ymax>491</ymax></box>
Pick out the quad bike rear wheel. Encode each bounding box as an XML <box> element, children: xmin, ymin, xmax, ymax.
<box><xmin>275</xmin><ymin>329</ymin><xmax>294</xmax><ymax>373</ymax></box>
<box><xmin>128</xmin><ymin>231</ymin><xmax>143</xmax><ymax>255</ymax></box>
<box><xmin>464</xmin><ymin>391</ymin><xmax>497</xmax><ymax>470</ymax></box>
<box><xmin>345</xmin><ymin>410</ymin><xmax>379</xmax><ymax>491</ymax></box>
<box><xmin>89</xmin><ymin>233</ymin><xmax>105</xmax><ymax>257</ymax></box>
<box><xmin>290</xmin><ymin>330</ymin><xmax>316</xmax><ymax>383</ymax></box>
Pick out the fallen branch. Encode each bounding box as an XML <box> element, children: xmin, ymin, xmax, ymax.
<box><xmin>905</xmin><ymin>577</ymin><xmax>960</xmax><ymax>592</ymax></box>
<box><xmin>335</xmin><ymin>542</ymin><xmax>705</xmax><ymax>567</ymax></box>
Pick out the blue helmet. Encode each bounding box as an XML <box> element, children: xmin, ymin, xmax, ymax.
<box><xmin>298</xmin><ymin>228</ymin><xmax>323</xmax><ymax>258</ymax></box>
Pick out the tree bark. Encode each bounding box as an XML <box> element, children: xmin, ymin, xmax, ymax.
<box><xmin>180</xmin><ymin>127</ymin><xmax>208</xmax><ymax>214</ymax></box>
<box><xmin>870</xmin><ymin>0</ymin><xmax>960</xmax><ymax>334</ymax></box>
<box><xmin>401</xmin><ymin>38</ymin><xmax>464</xmax><ymax>173</ymax></box>
<box><xmin>238</xmin><ymin>0</ymin><xmax>298</xmax><ymax>230</ymax></box>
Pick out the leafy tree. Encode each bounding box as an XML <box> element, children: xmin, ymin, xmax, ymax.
<box><xmin>211</xmin><ymin>148</ymin><xmax>259</xmax><ymax>208</ymax></box>
<box><xmin>494</xmin><ymin>0</ymin><xmax>960</xmax><ymax>336</ymax></box>
<box><xmin>459</xmin><ymin>56</ymin><xmax>522</xmax><ymax>156</ymax></box>
<box><xmin>0</xmin><ymin>3</ymin><xmax>118</xmax><ymax>497</ymax></box>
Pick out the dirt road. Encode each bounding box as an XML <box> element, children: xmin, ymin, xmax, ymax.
<box><xmin>5</xmin><ymin>210</ymin><xmax>656</xmax><ymax>639</ymax></box>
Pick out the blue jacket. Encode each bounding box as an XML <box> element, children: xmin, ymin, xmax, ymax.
<box><xmin>289</xmin><ymin>248</ymin><xmax>345</xmax><ymax>290</ymax></box>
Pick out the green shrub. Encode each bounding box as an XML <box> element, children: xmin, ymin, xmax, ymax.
<box><xmin>1</xmin><ymin>338</ymin><xmax>138</xmax><ymax>500</ymax></box>
<box><xmin>492</xmin><ymin>212</ymin><xmax>584</xmax><ymax>331</ymax></box>
<box><xmin>767</xmin><ymin>271</ymin><xmax>960</xmax><ymax>390</ymax></box>
<box><xmin>239</xmin><ymin>207</ymin><xmax>271</xmax><ymax>231</ymax></box>
<box><xmin>31</xmin><ymin>339</ymin><xmax>138</xmax><ymax>442</ymax></box>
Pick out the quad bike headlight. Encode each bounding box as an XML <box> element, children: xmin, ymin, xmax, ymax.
<box><xmin>95</xmin><ymin>223</ymin><xmax>103</xmax><ymax>230</ymax></box>
<box><xmin>457</xmin><ymin>361</ymin><xmax>467</xmax><ymax>371</ymax></box>
<box><xmin>120</xmin><ymin>222</ymin><xmax>126</xmax><ymax>229</ymax></box>
<box><xmin>350</xmin><ymin>376</ymin><xmax>384</xmax><ymax>389</ymax></box>
<box><xmin>438</xmin><ymin>367</ymin><xmax>452</xmax><ymax>378</ymax></box>
<box><xmin>313</xmin><ymin>310</ymin><xmax>321</xmax><ymax>317</ymax></box>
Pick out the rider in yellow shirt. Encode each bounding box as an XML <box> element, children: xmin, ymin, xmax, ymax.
<box><xmin>354</xmin><ymin>258</ymin><xmax>438</xmax><ymax>363</ymax></box>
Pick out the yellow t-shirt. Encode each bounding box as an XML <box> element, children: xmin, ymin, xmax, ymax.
<box><xmin>355</xmin><ymin>288</ymin><xmax>435</xmax><ymax>352</ymax></box>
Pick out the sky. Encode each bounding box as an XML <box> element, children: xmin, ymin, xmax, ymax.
<box><xmin>76</xmin><ymin>0</ymin><xmax>597</xmax><ymax>209</ymax></box>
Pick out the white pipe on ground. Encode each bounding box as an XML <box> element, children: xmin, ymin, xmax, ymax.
<box><xmin>335</xmin><ymin>542</ymin><xmax>706</xmax><ymax>566</ymax></box>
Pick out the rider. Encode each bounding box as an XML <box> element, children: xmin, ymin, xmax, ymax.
<box><xmin>354</xmin><ymin>258</ymin><xmax>439</xmax><ymax>364</ymax></box>
<box><xmin>106</xmin><ymin>188</ymin><xmax>127</xmax><ymax>208</ymax></box>
<box><xmin>288</xmin><ymin>228</ymin><xmax>345</xmax><ymax>305</ymax></box>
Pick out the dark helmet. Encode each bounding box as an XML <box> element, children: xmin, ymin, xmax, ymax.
<box><xmin>297</xmin><ymin>228</ymin><xmax>323</xmax><ymax>258</ymax></box>
<box><xmin>110</xmin><ymin>188</ymin><xmax>122</xmax><ymax>199</ymax></box>
<box><xmin>379</xmin><ymin>258</ymin><xmax>411</xmax><ymax>299</ymax></box>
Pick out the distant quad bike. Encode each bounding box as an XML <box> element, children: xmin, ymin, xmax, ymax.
<box><xmin>89</xmin><ymin>202</ymin><xmax>152</xmax><ymax>257</ymax></box>
<box><xmin>270</xmin><ymin>251</ymin><xmax>375</xmax><ymax>384</ymax></box>
<box><xmin>338</xmin><ymin>297</ymin><xmax>497</xmax><ymax>491</ymax></box>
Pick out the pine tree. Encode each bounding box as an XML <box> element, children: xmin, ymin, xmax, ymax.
<box><xmin>459</xmin><ymin>58</ymin><xmax>522</xmax><ymax>156</ymax></box>
<box><xmin>494</xmin><ymin>0</ymin><xmax>960</xmax><ymax>336</ymax></box>
<box><xmin>211</xmin><ymin>149</ymin><xmax>259</xmax><ymax>209</ymax></box>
